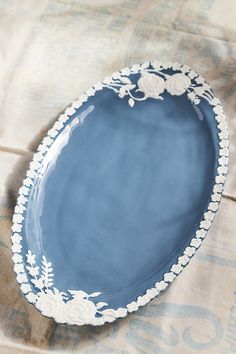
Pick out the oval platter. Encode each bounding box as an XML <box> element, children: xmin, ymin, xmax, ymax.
<box><xmin>11</xmin><ymin>62</ymin><xmax>229</xmax><ymax>326</ymax></box>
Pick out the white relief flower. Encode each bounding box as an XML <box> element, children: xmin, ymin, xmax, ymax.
<box><xmin>211</xmin><ymin>193</ymin><xmax>221</xmax><ymax>202</ymax></box>
<box><xmin>218</xmin><ymin>165</ymin><xmax>227</xmax><ymax>174</ymax></box>
<box><xmin>30</xmin><ymin>160</ymin><xmax>40</xmax><ymax>170</ymax></box>
<box><xmin>17</xmin><ymin>273</ymin><xmax>28</xmax><ymax>283</ymax></box>
<box><xmin>115</xmin><ymin>308</ymin><xmax>127</xmax><ymax>318</ymax></box>
<box><xmin>146</xmin><ymin>288</ymin><xmax>158</xmax><ymax>298</ymax></box>
<box><xmin>12</xmin><ymin>254</ymin><xmax>23</xmax><ymax>263</ymax></box>
<box><xmin>127</xmin><ymin>301</ymin><xmax>139</xmax><ymax>312</ymax></box>
<box><xmin>208</xmin><ymin>202</ymin><xmax>218</xmax><ymax>212</ymax></box>
<box><xmin>38</xmin><ymin>144</ymin><xmax>48</xmax><ymax>154</ymax></box>
<box><xmin>12</xmin><ymin>214</ymin><xmax>24</xmax><ymax>224</ymax></box>
<box><xmin>219</xmin><ymin>148</ymin><xmax>229</xmax><ymax>158</ymax></box>
<box><xmin>26</xmin><ymin>250</ymin><xmax>35</xmax><ymax>265</ymax></box>
<box><xmin>102</xmin><ymin>315</ymin><xmax>116</xmax><ymax>323</ymax></box>
<box><xmin>80</xmin><ymin>93</ymin><xmax>88</xmax><ymax>103</ymax></box>
<box><xmin>33</xmin><ymin>153</ymin><xmax>43</xmax><ymax>163</ymax></box>
<box><xmin>43</xmin><ymin>137</ymin><xmax>53</xmax><ymax>146</ymax></box>
<box><xmin>219</xmin><ymin>130</ymin><xmax>229</xmax><ymax>140</ymax></box>
<box><xmin>204</xmin><ymin>211</ymin><xmax>215</xmax><ymax>221</ymax></box>
<box><xmin>214</xmin><ymin>184</ymin><xmax>223</xmax><ymax>193</ymax></box>
<box><xmin>48</xmin><ymin>128</ymin><xmax>58</xmax><ymax>138</ymax></box>
<box><xmin>200</xmin><ymin>219</ymin><xmax>211</xmax><ymax>230</ymax></box>
<box><xmin>218</xmin><ymin>121</ymin><xmax>228</xmax><ymax>131</ymax></box>
<box><xmin>21</xmin><ymin>283</ymin><xmax>32</xmax><ymax>294</ymax></box>
<box><xmin>184</xmin><ymin>247</ymin><xmax>196</xmax><ymax>257</ymax></box>
<box><xmin>165</xmin><ymin>73</ymin><xmax>191</xmax><ymax>96</ymax></box>
<box><xmin>31</xmin><ymin>278</ymin><xmax>44</xmax><ymax>290</ymax></box>
<box><xmin>100</xmin><ymin>308</ymin><xmax>116</xmax><ymax>323</ymax></box>
<box><xmin>11</xmin><ymin>243</ymin><xmax>22</xmax><ymax>253</ymax></box>
<box><xmin>219</xmin><ymin>131</ymin><xmax>229</xmax><ymax>140</ymax></box>
<box><xmin>26</xmin><ymin>292</ymin><xmax>38</xmax><ymax>304</ymax></box>
<box><xmin>164</xmin><ymin>272</ymin><xmax>175</xmax><ymax>282</ymax></box>
<box><xmin>64</xmin><ymin>296</ymin><xmax>98</xmax><ymax>325</ymax></box>
<box><xmin>12</xmin><ymin>233</ymin><xmax>22</xmax><ymax>243</ymax></box>
<box><xmin>19</xmin><ymin>186</ymin><xmax>29</xmax><ymax>196</ymax></box>
<box><xmin>24</xmin><ymin>177</ymin><xmax>33</xmax><ymax>186</ymax></box>
<box><xmin>215</xmin><ymin>174</ymin><xmax>226</xmax><ymax>184</ymax></box>
<box><xmin>196</xmin><ymin>229</ymin><xmax>207</xmax><ymax>239</ymax></box>
<box><xmin>27</xmin><ymin>266</ymin><xmax>39</xmax><ymax>277</ymax></box>
<box><xmin>72</xmin><ymin>100</ymin><xmax>82</xmax><ymax>109</ymax></box>
<box><xmin>218</xmin><ymin>156</ymin><xmax>228</xmax><ymax>165</ymax></box>
<box><xmin>14</xmin><ymin>204</ymin><xmax>25</xmax><ymax>214</ymax></box>
<box><xmin>142</xmin><ymin>294</ymin><xmax>151</xmax><ymax>305</ymax></box>
<box><xmin>137</xmin><ymin>73</ymin><xmax>165</xmax><ymax>99</ymax></box>
<box><xmin>36</xmin><ymin>290</ymin><xmax>66</xmax><ymax>323</ymax></box>
<box><xmin>137</xmin><ymin>296</ymin><xmax>148</xmax><ymax>306</ymax></box>
<box><xmin>155</xmin><ymin>281</ymin><xmax>168</xmax><ymax>291</ymax></box>
<box><xmin>178</xmin><ymin>255</ymin><xmax>189</xmax><ymax>266</ymax></box>
<box><xmin>14</xmin><ymin>263</ymin><xmax>24</xmax><ymax>273</ymax></box>
<box><xmin>26</xmin><ymin>169</ymin><xmax>36</xmax><ymax>178</ymax></box>
<box><xmin>213</xmin><ymin>105</ymin><xmax>223</xmax><ymax>115</ymax></box>
<box><xmin>12</xmin><ymin>223</ymin><xmax>22</xmax><ymax>233</ymax></box>
<box><xmin>171</xmin><ymin>263</ymin><xmax>183</xmax><ymax>274</ymax></box>
<box><xmin>190</xmin><ymin>238</ymin><xmax>201</xmax><ymax>248</ymax></box>
<box><xmin>65</xmin><ymin>107</ymin><xmax>76</xmax><ymax>116</ymax></box>
<box><xmin>215</xmin><ymin>114</ymin><xmax>224</xmax><ymax>123</ymax></box>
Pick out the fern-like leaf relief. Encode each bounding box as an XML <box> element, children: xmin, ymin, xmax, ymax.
<box><xmin>41</xmin><ymin>255</ymin><xmax>54</xmax><ymax>288</ymax></box>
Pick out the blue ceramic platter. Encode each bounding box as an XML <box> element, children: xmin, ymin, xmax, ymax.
<box><xmin>11</xmin><ymin>62</ymin><xmax>229</xmax><ymax>326</ymax></box>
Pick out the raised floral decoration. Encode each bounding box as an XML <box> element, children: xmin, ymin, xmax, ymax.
<box><xmin>11</xmin><ymin>62</ymin><xmax>229</xmax><ymax>326</ymax></box>
<box><xmin>21</xmin><ymin>250</ymin><xmax>127</xmax><ymax>325</ymax></box>
<box><xmin>101</xmin><ymin>61</ymin><xmax>219</xmax><ymax>107</ymax></box>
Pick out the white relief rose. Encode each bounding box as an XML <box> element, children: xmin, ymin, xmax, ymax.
<box><xmin>64</xmin><ymin>297</ymin><xmax>98</xmax><ymax>325</ymax></box>
<box><xmin>165</xmin><ymin>73</ymin><xmax>191</xmax><ymax>96</ymax></box>
<box><xmin>137</xmin><ymin>73</ymin><xmax>165</xmax><ymax>99</ymax></box>
<box><xmin>36</xmin><ymin>290</ymin><xmax>66</xmax><ymax>323</ymax></box>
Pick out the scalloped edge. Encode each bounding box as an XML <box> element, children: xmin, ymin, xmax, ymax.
<box><xmin>11</xmin><ymin>61</ymin><xmax>229</xmax><ymax>325</ymax></box>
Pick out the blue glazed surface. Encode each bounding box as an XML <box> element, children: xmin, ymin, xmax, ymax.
<box><xmin>21</xmin><ymin>81</ymin><xmax>218</xmax><ymax>310</ymax></box>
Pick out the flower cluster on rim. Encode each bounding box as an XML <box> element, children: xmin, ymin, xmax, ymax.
<box><xmin>102</xmin><ymin>61</ymin><xmax>218</xmax><ymax>107</ymax></box>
